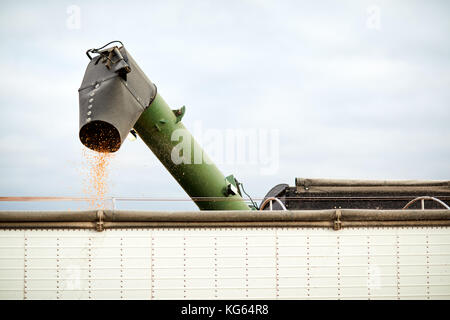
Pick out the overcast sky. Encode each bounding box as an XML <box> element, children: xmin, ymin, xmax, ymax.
<box><xmin>0</xmin><ymin>0</ymin><xmax>449</xmax><ymax>211</ymax></box>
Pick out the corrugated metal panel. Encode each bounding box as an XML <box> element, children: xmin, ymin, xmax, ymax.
<box><xmin>0</xmin><ymin>227</ymin><xmax>449</xmax><ymax>300</ymax></box>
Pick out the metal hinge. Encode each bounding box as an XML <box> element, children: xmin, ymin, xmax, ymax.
<box><xmin>334</xmin><ymin>209</ymin><xmax>342</xmax><ymax>230</ymax></box>
<box><xmin>96</xmin><ymin>210</ymin><xmax>105</xmax><ymax>232</ymax></box>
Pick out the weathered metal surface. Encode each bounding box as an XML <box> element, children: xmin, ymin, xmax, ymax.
<box><xmin>295</xmin><ymin>178</ymin><xmax>450</xmax><ymax>188</ymax></box>
<box><xmin>0</xmin><ymin>209</ymin><xmax>448</xmax><ymax>230</ymax></box>
<box><xmin>266</xmin><ymin>178</ymin><xmax>450</xmax><ymax>210</ymax></box>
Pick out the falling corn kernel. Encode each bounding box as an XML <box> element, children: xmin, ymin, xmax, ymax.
<box><xmin>82</xmin><ymin>147</ymin><xmax>114</xmax><ymax>210</ymax></box>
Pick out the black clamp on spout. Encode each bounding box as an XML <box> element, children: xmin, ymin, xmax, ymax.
<box><xmin>87</xmin><ymin>41</ymin><xmax>131</xmax><ymax>80</ymax></box>
<box><xmin>79</xmin><ymin>41</ymin><xmax>157</xmax><ymax>153</ymax></box>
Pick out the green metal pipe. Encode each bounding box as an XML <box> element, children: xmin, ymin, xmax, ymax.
<box><xmin>134</xmin><ymin>94</ymin><xmax>250</xmax><ymax>210</ymax></box>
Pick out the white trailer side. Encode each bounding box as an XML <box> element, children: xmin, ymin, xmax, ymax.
<box><xmin>0</xmin><ymin>210</ymin><xmax>449</xmax><ymax>300</ymax></box>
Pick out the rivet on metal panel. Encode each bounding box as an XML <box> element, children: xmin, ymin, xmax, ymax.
<box><xmin>396</xmin><ymin>235</ymin><xmax>400</xmax><ymax>300</ymax></box>
<box><xmin>56</xmin><ymin>237</ymin><xmax>60</xmax><ymax>300</ymax></box>
<box><xmin>151</xmin><ymin>236</ymin><xmax>155</xmax><ymax>299</ymax></box>
<box><xmin>214</xmin><ymin>236</ymin><xmax>218</xmax><ymax>299</ymax></box>
<box><xmin>24</xmin><ymin>236</ymin><xmax>28</xmax><ymax>300</ymax></box>
<box><xmin>183</xmin><ymin>236</ymin><xmax>187</xmax><ymax>299</ymax></box>
<box><xmin>245</xmin><ymin>236</ymin><xmax>249</xmax><ymax>298</ymax></box>
<box><xmin>120</xmin><ymin>237</ymin><xmax>124</xmax><ymax>299</ymax></box>
<box><xmin>337</xmin><ymin>235</ymin><xmax>341</xmax><ymax>300</ymax></box>
<box><xmin>306</xmin><ymin>235</ymin><xmax>310</xmax><ymax>298</ymax></box>
<box><xmin>275</xmin><ymin>231</ymin><xmax>280</xmax><ymax>299</ymax></box>
<box><xmin>88</xmin><ymin>237</ymin><xmax>92</xmax><ymax>299</ymax></box>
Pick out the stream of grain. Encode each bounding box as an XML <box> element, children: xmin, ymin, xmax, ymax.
<box><xmin>82</xmin><ymin>148</ymin><xmax>114</xmax><ymax>209</ymax></box>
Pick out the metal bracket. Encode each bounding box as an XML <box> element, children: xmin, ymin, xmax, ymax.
<box><xmin>225</xmin><ymin>183</ymin><xmax>238</xmax><ymax>196</ymax></box>
<box><xmin>172</xmin><ymin>105</ymin><xmax>186</xmax><ymax>123</ymax></box>
<box><xmin>224</xmin><ymin>175</ymin><xmax>239</xmax><ymax>197</ymax></box>
<box><xmin>334</xmin><ymin>209</ymin><xmax>342</xmax><ymax>230</ymax></box>
<box><xmin>96</xmin><ymin>210</ymin><xmax>105</xmax><ymax>232</ymax></box>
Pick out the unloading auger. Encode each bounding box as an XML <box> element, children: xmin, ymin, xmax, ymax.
<box><xmin>78</xmin><ymin>41</ymin><xmax>251</xmax><ymax>211</ymax></box>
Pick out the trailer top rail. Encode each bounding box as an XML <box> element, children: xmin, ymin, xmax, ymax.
<box><xmin>0</xmin><ymin>209</ymin><xmax>449</xmax><ymax>231</ymax></box>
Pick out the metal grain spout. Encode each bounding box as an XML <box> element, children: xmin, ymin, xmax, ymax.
<box><xmin>79</xmin><ymin>42</ymin><xmax>157</xmax><ymax>152</ymax></box>
<box><xmin>78</xmin><ymin>41</ymin><xmax>251</xmax><ymax>210</ymax></box>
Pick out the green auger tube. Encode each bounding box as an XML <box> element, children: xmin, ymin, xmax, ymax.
<box><xmin>134</xmin><ymin>94</ymin><xmax>251</xmax><ymax>210</ymax></box>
